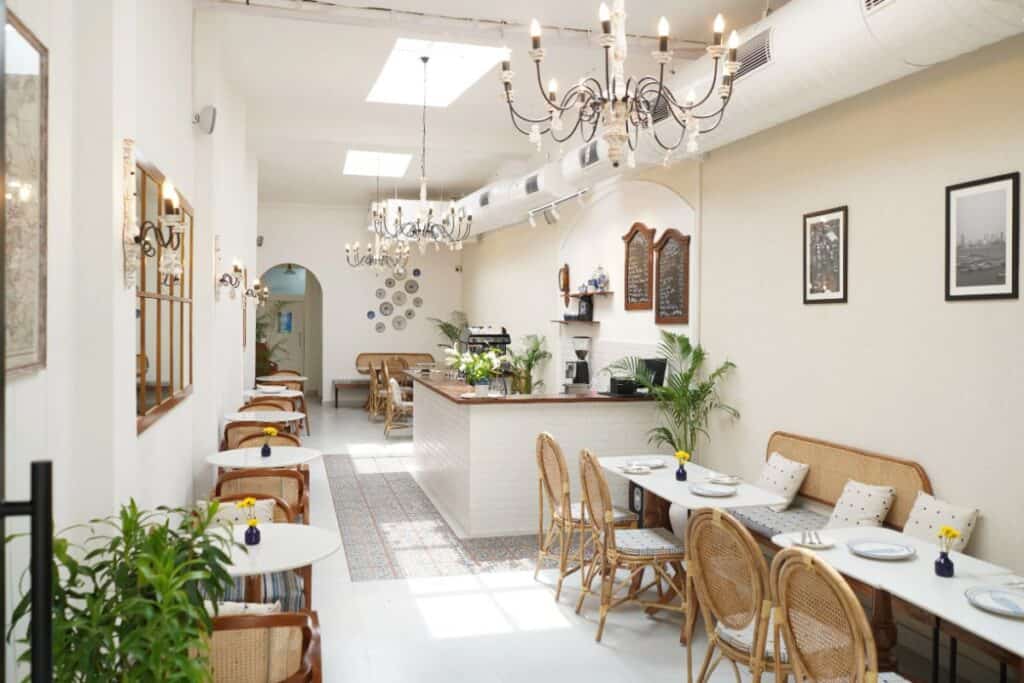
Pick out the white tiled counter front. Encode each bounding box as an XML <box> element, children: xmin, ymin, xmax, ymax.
<box><xmin>411</xmin><ymin>375</ymin><xmax>658</xmax><ymax>538</ymax></box>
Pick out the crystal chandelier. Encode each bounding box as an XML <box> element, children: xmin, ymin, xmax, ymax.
<box><xmin>500</xmin><ymin>1</ymin><xmax>741</xmax><ymax>167</ymax></box>
<box><xmin>344</xmin><ymin>234</ymin><xmax>411</xmax><ymax>275</ymax></box>
<box><xmin>371</xmin><ymin>56</ymin><xmax>472</xmax><ymax>251</ymax></box>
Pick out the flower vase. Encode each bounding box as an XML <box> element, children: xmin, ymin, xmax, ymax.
<box><xmin>934</xmin><ymin>551</ymin><xmax>954</xmax><ymax>578</ymax></box>
<box><xmin>675</xmin><ymin>464</ymin><xmax>688</xmax><ymax>482</ymax></box>
<box><xmin>475</xmin><ymin>381</ymin><xmax>490</xmax><ymax>397</ymax></box>
<box><xmin>261</xmin><ymin>441</ymin><xmax>271</xmax><ymax>458</ymax></box>
<box><xmin>244</xmin><ymin>525</ymin><xmax>261</xmax><ymax>546</ymax></box>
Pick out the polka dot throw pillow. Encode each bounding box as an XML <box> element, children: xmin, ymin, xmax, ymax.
<box><xmin>903</xmin><ymin>491</ymin><xmax>978</xmax><ymax>553</ymax></box>
<box><xmin>825</xmin><ymin>479</ymin><xmax>896</xmax><ymax>529</ymax></box>
<box><xmin>756</xmin><ymin>452</ymin><xmax>810</xmax><ymax>512</ymax></box>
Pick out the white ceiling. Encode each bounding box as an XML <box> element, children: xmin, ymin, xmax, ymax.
<box><xmin>208</xmin><ymin>0</ymin><xmax>768</xmax><ymax>207</ymax></box>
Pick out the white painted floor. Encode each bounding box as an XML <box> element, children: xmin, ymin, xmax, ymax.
<box><xmin>302</xmin><ymin>402</ymin><xmax>741</xmax><ymax>683</ymax></box>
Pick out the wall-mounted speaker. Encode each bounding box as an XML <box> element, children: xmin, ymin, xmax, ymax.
<box><xmin>193</xmin><ymin>105</ymin><xmax>217</xmax><ymax>135</ymax></box>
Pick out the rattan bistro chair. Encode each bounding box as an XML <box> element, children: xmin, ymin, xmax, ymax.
<box><xmin>686</xmin><ymin>508</ymin><xmax>791</xmax><ymax>683</ymax></box>
<box><xmin>245</xmin><ymin>397</ymin><xmax>296</xmax><ymax>412</ymax></box>
<box><xmin>575</xmin><ymin>449</ymin><xmax>690</xmax><ymax>643</ymax></box>
<box><xmin>257</xmin><ymin>380</ymin><xmax>311</xmax><ymax>436</ymax></box>
<box><xmin>770</xmin><ymin>548</ymin><xmax>909</xmax><ymax>683</ymax></box>
<box><xmin>224</xmin><ymin>421</ymin><xmax>275</xmax><ymax>451</ymax></box>
<box><xmin>236</xmin><ymin>432</ymin><xmax>303</xmax><ymax>449</ymax></box>
<box><xmin>216</xmin><ymin>468</ymin><xmax>310</xmax><ymax>525</ymax></box>
<box><xmin>534</xmin><ymin>433</ymin><xmax>636</xmax><ymax>601</ymax></box>
<box><xmin>366</xmin><ymin>363</ymin><xmax>388</xmax><ymax>420</ymax></box>
<box><xmin>210</xmin><ymin>610</ymin><xmax>322</xmax><ymax>683</ymax></box>
<box><xmin>384</xmin><ymin>378</ymin><xmax>413</xmax><ymax>437</ymax></box>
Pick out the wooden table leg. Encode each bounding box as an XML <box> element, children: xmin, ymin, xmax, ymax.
<box><xmin>871</xmin><ymin>587</ymin><xmax>899</xmax><ymax>672</ymax></box>
<box><xmin>244</xmin><ymin>575</ymin><xmax>263</xmax><ymax>602</ymax></box>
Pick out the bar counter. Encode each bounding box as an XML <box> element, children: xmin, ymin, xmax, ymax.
<box><xmin>408</xmin><ymin>371</ymin><xmax>658</xmax><ymax>537</ymax></box>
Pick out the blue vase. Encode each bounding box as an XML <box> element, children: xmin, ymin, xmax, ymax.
<box><xmin>244</xmin><ymin>525</ymin><xmax>261</xmax><ymax>546</ymax></box>
<box><xmin>935</xmin><ymin>551</ymin><xmax>954</xmax><ymax>578</ymax></box>
<box><xmin>261</xmin><ymin>442</ymin><xmax>271</xmax><ymax>458</ymax></box>
<box><xmin>675</xmin><ymin>464</ymin><xmax>688</xmax><ymax>482</ymax></box>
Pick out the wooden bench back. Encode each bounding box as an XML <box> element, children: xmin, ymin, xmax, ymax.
<box><xmin>766</xmin><ymin>431</ymin><xmax>932</xmax><ymax>529</ymax></box>
<box><xmin>355</xmin><ymin>352</ymin><xmax>434</xmax><ymax>375</ymax></box>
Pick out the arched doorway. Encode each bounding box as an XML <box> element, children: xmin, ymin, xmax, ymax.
<box><xmin>256</xmin><ymin>263</ymin><xmax>325</xmax><ymax>400</ymax></box>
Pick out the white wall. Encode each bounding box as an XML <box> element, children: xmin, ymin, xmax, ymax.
<box><xmin>257</xmin><ymin>203</ymin><xmax>463</xmax><ymax>399</ymax></box>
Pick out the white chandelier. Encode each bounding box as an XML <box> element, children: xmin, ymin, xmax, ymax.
<box><xmin>371</xmin><ymin>56</ymin><xmax>472</xmax><ymax>252</ymax></box>
<box><xmin>500</xmin><ymin>1</ymin><xmax>741</xmax><ymax>167</ymax></box>
<box><xmin>344</xmin><ymin>234</ymin><xmax>411</xmax><ymax>275</ymax></box>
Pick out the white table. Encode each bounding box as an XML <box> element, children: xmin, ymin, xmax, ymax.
<box><xmin>226</xmin><ymin>523</ymin><xmax>341</xmax><ymax>602</ymax></box>
<box><xmin>774</xmin><ymin>527</ymin><xmax>1019</xmax><ymax>675</ymax></box>
<box><xmin>224</xmin><ymin>411</ymin><xmax>305</xmax><ymax>424</ymax></box>
<box><xmin>246</xmin><ymin>388</ymin><xmax>304</xmax><ymax>399</ymax></box>
<box><xmin>206</xmin><ymin>446</ymin><xmax>322</xmax><ymax>469</ymax></box>
<box><xmin>600</xmin><ymin>455</ymin><xmax>787</xmax><ymax>510</ymax></box>
<box><xmin>256</xmin><ymin>374</ymin><xmax>308</xmax><ymax>383</ymax></box>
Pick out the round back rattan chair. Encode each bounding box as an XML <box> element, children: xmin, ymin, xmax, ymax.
<box><xmin>686</xmin><ymin>508</ymin><xmax>783</xmax><ymax>682</ymax></box>
<box><xmin>534</xmin><ymin>433</ymin><xmax>578</xmax><ymax>601</ymax></box>
<box><xmin>236</xmin><ymin>432</ymin><xmax>302</xmax><ymax>449</ymax></box>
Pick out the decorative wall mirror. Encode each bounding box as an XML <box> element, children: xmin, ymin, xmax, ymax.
<box><xmin>5</xmin><ymin>10</ymin><xmax>48</xmax><ymax>375</ymax></box>
<box><xmin>134</xmin><ymin>154</ymin><xmax>194</xmax><ymax>432</ymax></box>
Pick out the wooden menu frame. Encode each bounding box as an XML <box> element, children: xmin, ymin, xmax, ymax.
<box><xmin>654</xmin><ymin>229</ymin><xmax>691</xmax><ymax>325</ymax></box>
<box><xmin>622</xmin><ymin>222</ymin><xmax>655</xmax><ymax>310</ymax></box>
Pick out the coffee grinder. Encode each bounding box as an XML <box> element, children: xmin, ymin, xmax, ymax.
<box><xmin>563</xmin><ymin>336</ymin><xmax>592</xmax><ymax>395</ymax></box>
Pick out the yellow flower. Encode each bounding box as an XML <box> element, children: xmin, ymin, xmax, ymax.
<box><xmin>234</xmin><ymin>500</ymin><xmax>246</xmax><ymax>509</ymax></box>
<box><xmin>938</xmin><ymin>525</ymin><xmax>961</xmax><ymax>540</ymax></box>
<box><xmin>246</xmin><ymin>518</ymin><xmax>259</xmax><ymax>527</ymax></box>
<box><xmin>263</xmin><ymin>427</ymin><xmax>278</xmax><ymax>437</ymax></box>
<box><xmin>674</xmin><ymin>450</ymin><xmax>691</xmax><ymax>463</ymax></box>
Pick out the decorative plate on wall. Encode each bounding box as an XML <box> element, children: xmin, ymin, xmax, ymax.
<box><xmin>404</xmin><ymin>309</ymin><xmax>415</xmax><ymax>319</ymax></box>
<box><xmin>413</xmin><ymin>268</ymin><xmax>422</xmax><ymax>277</ymax></box>
<box><xmin>412</xmin><ymin>297</ymin><xmax>423</xmax><ymax>308</ymax></box>
<box><xmin>394</xmin><ymin>269</ymin><xmax>407</xmax><ymax>281</ymax></box>
<box><xmin>384</xmin><ymin>277</ymin><xmax>396</xmax><ymax>289</ymax></box>
<box><xmin>379</xmin><ymin>302</ymin><xmax>394</xmax><ymax>316</ymax></box>
<box><xmin>366</xmin><ymin>311</ymin><xmax>376</xmax><ymax>320</ymax></box>
<box><xmin>404</xmin><ymin>280</ymin><xmax>419</xmax><ymax>294</ymax></box>
<box><xmin>375</xmin><ymin>322</ymin><xmax>386</xmax><ymax>333</ymax></box>
<box><xmin>375</xmin><ymin>288</ymin><xmax>386</xmax><ymax>299</ymax></box>
<box><xmin>392</xmin><ymin>291</ymin><xmax>407</xmax><ymax>306</ymax></box>
<box><xmin>392</xmin><ymin>316</ymin><xmax>407</xmax><ymax>331</ymax></box>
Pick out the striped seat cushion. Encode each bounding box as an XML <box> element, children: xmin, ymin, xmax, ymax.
<box><xmin>568</xmin><ymin>502</ymin><xmax>636</xmax><ymax>524</ymax></box>
<box><xmin>616</xmin><ymin>527</ymin><xmax>685</xmax><ymax>557</ymax></box>
<box><xmin>728</xmin><ymin>505</ymin><xmax>828</xmax><ymax>540</ymax></box>
<box><xmin>223</xmin><ymin>571</ymin><xmax>306</xmax><ymax>612</ymax></box>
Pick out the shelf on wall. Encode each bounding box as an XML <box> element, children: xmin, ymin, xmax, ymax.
<box><xmin>550</xmin><ymin>320</ymin><xmax>600</xmax><ymax>325</ymax></box>
<box><xmin>568</xmin><ymin>291</ymin><xmax>613</xmax><ymax>298</ymax></box>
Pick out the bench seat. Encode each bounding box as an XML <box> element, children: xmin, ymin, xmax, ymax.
<box><xmin>729</xmin><ymin>505</ymin><xmax>828</xmax><ymax>540</ymax></box>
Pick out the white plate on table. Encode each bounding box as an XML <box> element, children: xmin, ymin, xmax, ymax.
<box><xmin>709</xmin><ymin>474</ymin><xmax>740</xmax><ymax>485</ymax></box>
<box><xmin>688</xmin><ymin>483</ymin><xmax>737</xmax><ymax>498</ymax></box>
<box><xmin>628</xmin><ymin>458</ymin><xmax>667</xmax><ymax>470</ymax></box>
<box><xmin>793</xmin><ymin>533</ymin><xmax>836</xmax><ymax>550</ymax></box>
<box><xmin>847</xmin><ymin>539</ymin><xmax>917</xmax><ymax>561</ymax></box>
<box><xmin>965</xmin><ymin>586</ymin><xmax>1024</xmax><ymax>619</ymax></box>
<box><xmin>620</xmin><ymin>464</ymin><xmax>652</xmax><ymax>475</ymax></box>
<box><xmin>256</xmin><ymin>384</ymin><xmax>285</xmax><ymax>393</ymax></box>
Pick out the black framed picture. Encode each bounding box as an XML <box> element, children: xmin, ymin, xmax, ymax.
<box><xmin>803</xmin><ymin>206</ymin><xmax>848</xmax><ymax>304</ymax></box>
<box><xmin>945</xmin><ymin>172</ymin><xmax>1020</xmax><ymax>301</ymax></box>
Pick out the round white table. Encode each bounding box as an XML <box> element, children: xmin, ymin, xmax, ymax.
<box><xmin>207</xmin><ymin>446</ymin><xmax>322</xmax><ymax>469</ymax></box>
<box><xmin>247</xmin><ymin>388</ymin><xmax>303</xmax><ymax>399</ymax></box>
<box><xmin>224</xmin><ymin>411</ymin><xmax>305</xmax><ymax>424</ymax></box>
<box><xmin>256</xmin><ymin>374</ymin><xmax>308</xmax><ymax>383</ymax></box>
<box><xmin>226</xmin><ymin>523</ymin><xmax>341</xmax><ymax>602</ymax></box>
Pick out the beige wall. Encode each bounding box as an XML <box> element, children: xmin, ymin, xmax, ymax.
<box><xmin>462</xmin><ymin>35</ymin><xmax>1024</xmax><ymax>570</ymax></box>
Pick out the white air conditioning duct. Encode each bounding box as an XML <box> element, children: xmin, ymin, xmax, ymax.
<box><xmin>458</xmin><ymin>0</ymin><xmax>1023</xmax><ymax>235</ymax></box>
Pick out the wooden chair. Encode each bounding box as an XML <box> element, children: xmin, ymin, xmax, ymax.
<box><xmin>210</xmin><ymin>610</ymin><xmax>322</xmax><ymax>683</ymax></box>
<box><xmin>244</xmin><ymin>397</ymin><xmax>295</xmax><ymax>412</ymax></box>
<box><xmin>211</xmin><ymin>493</ymin><xmax>296</xmax><ymax>524</ymax></box>
<box><xmin>367</xmin><ymin>363</ymin><xmax>388</xmax><ymax>420</ymax></box>
<box><xmin>574</xmin><ymin>449</ymin><xmax>689</xmax><ymax>643</ymax></box>
<box><xmin>274</xmin><ymin>369</ymin><xmax>302</xmax><ymax>376</ymax></box>
<box><xmin>686</xmin><ymin>508</ymin><xmax>791</xmax><ymax>683</ymax></box>
<box><xmin>258</xmin><ymin>380</ymin><xmax>311</xmax><ymax>436</ymax></box>
<box><xmin>534</xmin><ymin>433</ymin><xmax>636</xmax><ymax>601</ymax></box>
<box><xmin>384</xmin><ymin>378</ymin><xmax>413</xmax><ymax>438</ymax></box>
<box><xmin>770</xmin><ymin>547</ymin><xmax>909</xmax><ymax>683</ymax></box>
<box><xmin>236</xmin><ymin>432</ymin><xmax>302</xmax><ymax>449</ymax></box>
<box><xmin>215</xmin><ymin>468</ymin><xmax>309</xmax><ymax>525</ymax></box>
<box><xmin>223</xmin><ymin>421</ymin><xmax>277</xmax><ymax>451</ymax></box>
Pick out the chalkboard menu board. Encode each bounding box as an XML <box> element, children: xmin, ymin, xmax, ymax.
<box><xmin>654</xmin><ymin>229</ymin><xmax>691</xmax><ymax>325</ymax></box>
<box><xmin>622</xmin><ymin>223</ymin><xmax>655</xmax><ymax>310</ymax></box>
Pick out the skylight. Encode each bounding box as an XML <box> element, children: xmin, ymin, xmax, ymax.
<box><xmin>342</xmin><ymin>150</ymin><xmax>412</xmax><ymax>178</ymax></box>
<box><xmin>367</xmin><ymin>38</ymin><xmax>507</xmax><ymax>107</ymax></box>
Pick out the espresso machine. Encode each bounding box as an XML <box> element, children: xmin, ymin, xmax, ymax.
<box><xmin>563</xmin><ymin>336</ymin><xmax>592</xmax><ymax>395</ymax></box>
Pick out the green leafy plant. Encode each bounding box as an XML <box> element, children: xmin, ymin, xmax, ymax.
<box><xmin>445</xmin><ymin>347</ymin><xmax>502</xmax><ymax>385</ymax></box>
<box><xmin>507</xmin><ymin>335</ymin><xmax>551</xmax><ymax>395</ymax></box>
<box><xmin>7</xmin><ymin>500</ymin><xmax>237</xmax><ymax>681</ymax></box>
<box><xmin>255</xmin><ymin>300</ymin><xmax>289</xmax><ymax>377</ymax></box>
<box><xmin>427</xmin><ymin>311</ymin><xmax>468</xmax><ymax>348</ymax></box>
<box><xmin>607</xmin><ymin>331</ymin><xmax>738</xmax><ymax>457</ymax></box>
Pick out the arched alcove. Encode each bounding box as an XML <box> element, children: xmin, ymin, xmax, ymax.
<box><xmin>256</xmin><ymin>262</ymin><xmax>325</xmax><ymax>400</ymax></box>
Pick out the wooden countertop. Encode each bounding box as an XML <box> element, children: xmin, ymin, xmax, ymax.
<box><xmin>405</xmin><ymin>371</ymin><xmax>653</xmax><ymax>406</ymax></box>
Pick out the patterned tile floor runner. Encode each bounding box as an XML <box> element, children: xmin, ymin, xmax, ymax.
<box><xmin>327</xmin><ymin>454</ymin><xmax>545</xmax><ymax>581</ymax></box>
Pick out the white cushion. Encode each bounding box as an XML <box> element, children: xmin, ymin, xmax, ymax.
<box><xmin>878</xmin><ymin>674</ymin><xmax>911</xmax><ymax>682</ymax></box>
<box><xmin>616</xmin><ymin>527</ymin><xmax>685</xmax><ymax>556</ymax></box>
<box><xmin>716</xmin><ymin>615</ymin><xmax>788</xmax><ymax>662</ymax></box>
<box><xmin>199</xmin><ymin>499</ymin><xmax>277</xmax><ymax>525</ymax></box>
<box><xmin>903</xmin><ymin>491</ymin><xmax>978</xmax><ymax>552</ymax></box>
<box><xmin>212</xmin><ymin>600</ymin><xmax>282</xmax><ymax>616</ymax></box>
<box><xmin>825</xmin><ymin>480</ymin><xmax>895</xmax><ymax>529</ymax></box>
<box><xmin>756</xmin><ymin>452</ymin><xmax>809</xmax><ymax>512</ymax></box>
<box><xmin>569</xmin><ymin>502</ymin><xmax>635</xmax><ymax>524</ymax></box>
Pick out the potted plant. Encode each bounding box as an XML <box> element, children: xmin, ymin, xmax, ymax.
<box><xmin>255</xmin><ymin>300</ymin><xmax>289</xmax><ymax>377</ymax></box>
<box><xmin>7</xmin><ymin>500</ymin><xmax>237</xmax><ymax>680</ymax></box>
<box><xmin>507</xmin><ymin>334</ymin><xmax>551</xmax><ymax>395</ymax></box>
<box><xmin>445</xmin><ymin>347</ymin><xmax>502</xmax><ymax>397</ymax></box>
<box><xmin>428</xmin><ymin>311</ymin><xmax>468</xmax><ymax>351</ymax></box>
<box><xmin>607</xmin><ymin>331</ymin><xmax>738</xmax><ymax>460</ymax></box>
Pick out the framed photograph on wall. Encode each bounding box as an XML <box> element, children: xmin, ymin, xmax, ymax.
<box><xmin>803</xmin><ymin>206</ymin><xmax>848</xmax><ymax>304</ymax></box>
<box><xmin>945</xmin><ymin>172</ymin><xmax>1019</xmax><ymax>301</ymax></box>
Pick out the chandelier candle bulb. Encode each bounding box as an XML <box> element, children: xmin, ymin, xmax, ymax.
<box><xmin>530</xmin><ymin>19</ymin><xmax>542</xmax><ymax>50</ymax></box>
<box><xmin>547</xmin><ymin>78</ymin><xmax>558</xmax><ymax>102</ymax></box>
<box><xmin>658</xmin><ymin>17</ymin><xmax>670</xmax><ymax>52</ymax></box>
<box><xmin>727</xmin><ymin>31</ymin><xmax>740</xmax><ymax>62</ymax></box>
<box><xmin>599</xmin><ymin>3</ymin><xmax>611</xmax><ymax>34</ymax></box>
<box><xmin>713</xmin><ymin>13</ymin><xmax>725</xmax><ymax>45</ymax></box>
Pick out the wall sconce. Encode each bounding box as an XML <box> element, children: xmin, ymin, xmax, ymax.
<box><xmin>218</xmin><ymin>263</ymin><xmax>243</xmax><ymax>289</ymax></box>
<box><xmin>245</xmin><ymin>278</ymin><xmax>270</xmax><ymax>305</ymax></box>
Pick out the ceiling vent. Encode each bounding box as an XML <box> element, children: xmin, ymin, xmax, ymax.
<box><xmin>479</xmin><ymin>190</ymin><xmax>491</xmax><ymax>208</ymax></box>
<box><xmin>735</xmin><ymin>29</ymin><xmax>773</xmax><ymax>80</ymax></box>
<box><xmin>864</xmin><ymin>0</ymin><xmax>893</xmax><ymax>14</ymax></box>
<box><xmin>578</xmin><ymin>141</ymin><xmax>602</xmax><ymax>168</ymax></box>
<box><xmin>525</xmin><ymin>174</ymin><xmax>540</xmax><ymax>194</ymax></box>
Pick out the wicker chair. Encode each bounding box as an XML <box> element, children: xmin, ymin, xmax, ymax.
<box><xmin>224</xmin><ymin>421</ymin><xmax>277</xmax><ymax>451</ymax></box>
<box><xmin>210</xmin><ymin>493</ymin><xmax>296</xmax><ymax>524</ymax></box>
<box><xmin>366</xmin><ymin>363</ymin><xmax>388</xmax><ymax>420</ymax></box>
<box><xmin>770</xmin><ymin>548</ymin><xmax>909</xmax><ymax>683</ymax></box>
<box><xmin>575</xmin><ymin>449</ymin><xmax>689</xmax><ymax>642</ymax></box>
<box><xmin>384</xmin><ymin>378</ymin><xmax>413</xmax><ymax>437</ymax></box>
<box><xmin>215</xmin><ymin>468</ymin><xmax>309</xmax><ymax>525</ymax></box>
<box><xmin>534</xmin><ymin>433</ymin><xmax>636</xmax><ymax>601</ymax></box>
<box><xmin>244</xmin><ymin>397</ymin><xmax>295</xmax><ymax>412</ymax></box>
<box><xmin>257</xmin><ymin>380</ymin><xmax>311</xmax><ymax>436</ymax></box>
<box><xmin>236</xmin><ymin>432</ymin><xmax>303</xmax><ymax>449</ymax></box>
<box><xmin>686</xmin><ymin>508</ymin><xmax>791</xmax><ymax>683</ymax></box>
<box><xmin>210</xmin><ymin>611</ymin><xmax>321</xmax><ymax>682</ymax></box>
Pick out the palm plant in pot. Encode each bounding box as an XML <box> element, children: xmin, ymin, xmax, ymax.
<box><xmin>507</xmin><ymin>334</ymin><xmax>551</xmax><ymax>395</ymax></box>
<box><xmin>607</xmin><ymin>331</ymin><xmax>738</xmax><ymax>460</ymax></box>
<box><xmin>428</xmin><ymin>310</ymin><xmax>468</xmax><ymax>351</ymax></box>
